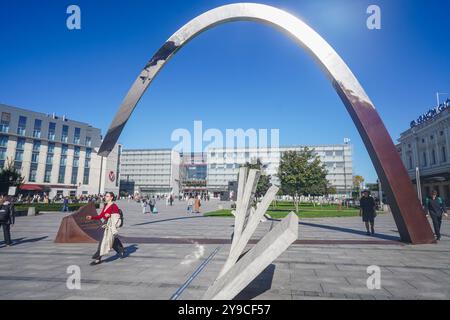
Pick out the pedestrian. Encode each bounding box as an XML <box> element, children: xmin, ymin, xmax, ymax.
<box><xmin>0</xmin><ymin>197</ymin><xmax>15</xmax><ymax>247</ymax></box>
<box><xmin>149</xmin><ymin>196</ymin><xmax>156</xmax><ymax>213</ymax></box>
<box><xmin>61</xmin><ymin>197</ymin><xmax>69</xmax><ymax>212</ymax></box>
<box><xmin>425</xmin><ymin>190</ymin><xmax>448</xmax><ymax>241</ymax></box>
<box><xmin>187</xmin><ymin>196</ymin><xmax>194</xmax><ymax>214</ymax></box>
<box><xmin>169</xmin><ymin>194</ymin><xmax>173</xmax><ymax>206</ymax></box>
<box><xmin>359</xmin><ymin>190</ymin><xmax>377</xmax><ymax>235</ymax></box>
<box><xmin>86</xmin><ymin>192</ymin><xmax>125</xmax><ymax>265</ymax></box>
<box><xmin>194</xmin><ymin>195</ymin><xmax>201</xmax><ymax>214</ymax></box>
<box><xmin>142</xmin><ymin>199</ymin><xmax>149</xmax><ymax>214</ymax></box>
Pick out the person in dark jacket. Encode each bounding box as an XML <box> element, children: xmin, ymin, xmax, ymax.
<box><xmin>0</xmin><ymin>197</ymin><xmax>15</xmax><ymax>246</ymax></box>
<box><xmin>425</xmin><ymin>190</ymin><xmax>448</xmax><ymax>241</ymax></box>
<box><xmin>359</xmin><ymin>190</ymin><xmax>377</xmax><ymax>235</ymax></box>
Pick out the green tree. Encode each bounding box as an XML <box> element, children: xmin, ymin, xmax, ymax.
<box><xmin>0</xmin><ymin>158</ymin><xmax>25</xmax><ymax>195</ymax></box>
<box><xmin>353</xmin><ymin>175</ymin><xmax>365</xmax><ymax>199</ymax></box>
<box><xmin>277</xmin><ymin>148</ymin><xmax>328</xmax><ymax>213</ymax></box>
<box><xmin>241</xmin><ymin>159</ymin><xmax>272</xmax><ymax>201</ymax></box>
<box><xmin>325</xmin><ymin>183</ymin><xmax>337</xmax><ymax>196</ymax></box>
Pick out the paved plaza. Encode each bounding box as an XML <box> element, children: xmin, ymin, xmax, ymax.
<box><xmin>1</xmin><ymin>199</ymin><xmax>450</xmax><ymax>300</ymax></box>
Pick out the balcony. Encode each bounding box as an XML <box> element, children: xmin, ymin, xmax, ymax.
<box><xmin>0</xmin><ymin>125</ymin><xmax>9</xmax><ymax>133</ymax></box>
<box><xmin>17</xmin><ymin>127</ymin><xmax>26</xmax><ymax>136</ymax></box>
<box><xmin>33</xmin><ymin>130</ymin><xmax>41</xmax><ymax>138</ymax></box>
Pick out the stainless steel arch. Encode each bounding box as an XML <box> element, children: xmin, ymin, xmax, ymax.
<box><xmin>98</xmin><ymin>3</ymin><xmax>435</xmax><ymax>244</ymax></box>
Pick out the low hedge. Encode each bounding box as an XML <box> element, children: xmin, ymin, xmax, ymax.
<box><xmin>14</xmin><ymin>202</ymin><xmax>100</xmax><ymax>214</ymax></box>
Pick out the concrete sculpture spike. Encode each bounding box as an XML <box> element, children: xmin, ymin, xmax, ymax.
<box><xmin>203</xmin><ymin>212</ymin><xmax>298</xmax><ymax>300</ymax></box>
<box><xmin>97</xmin><ymin>3</ymin><xmax>434</xmax><ymax>244</ymax></box>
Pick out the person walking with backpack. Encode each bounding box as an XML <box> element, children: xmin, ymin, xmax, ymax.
<box><xmin>86</xmin><ymin>192</ymin><xmax>125</xmax><ymax>265</ymax></box>
<box><xmin>0</xmin><ymin>197</ymin><xmax>15</xmax><ymax>247</ymax></box>
<box><xmin>425</xmin><ymin>190</ymin><xmax>448</xmax><ymax>241</ymax></box>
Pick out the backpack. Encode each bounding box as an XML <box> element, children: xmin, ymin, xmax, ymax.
<box><xmin>0</xmin><ymin>205</ymin><xmax>10</xmax><ymax>223</ymax></box>
<box><xmin>118</xmin><ymin>208</ymin><xmax>124</xmax><ymax>227</ymax></box>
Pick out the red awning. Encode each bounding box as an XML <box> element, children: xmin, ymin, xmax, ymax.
<box><xmin>19</xmin><ymin>184</ymin><xmax>43</xmax><ymax>191</ymax></box>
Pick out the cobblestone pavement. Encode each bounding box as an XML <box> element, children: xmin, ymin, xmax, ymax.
<box><xmin>0</xmin><ymin>199</ymin><xmax>449</xmax><ymax>300</ymax></box>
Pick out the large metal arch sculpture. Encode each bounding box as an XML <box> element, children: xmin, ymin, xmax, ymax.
<box><xmin>98</xmin><ymin>3</ymin><xmax>435</xmax><ymax>244</ymax></box>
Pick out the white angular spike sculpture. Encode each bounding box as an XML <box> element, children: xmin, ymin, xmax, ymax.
<box><xmin>202</xmin><ymin>169</ymin><xmax>298</xmax><ymax>300</ymax></box>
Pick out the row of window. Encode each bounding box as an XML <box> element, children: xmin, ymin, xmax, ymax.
<box><xmin>14</xmin><ymin>159</ymin><xmax>91</xmax><ymax>185</ymax></box>
<box><xmin>0</xmin><ymin>112</ymin><xmax>92</xmax><ymax>146</ymax></box>
<box><xmin>0</xmin><ymin>134</ymin><xmax>93</xmax><ymax>184</ymax></box>
<box><xmin>407</xmin><ymin>146</ymin><xmax>448</xmax><ymax>169</ymax></box>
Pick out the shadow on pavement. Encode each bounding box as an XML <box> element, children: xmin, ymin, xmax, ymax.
<box><xmin>0</xmin><ymin>236</ymin><xmax>48</xmax><ymax>248</ymax></box>
<box><xmin>133</xmin><ymin>215</ymin><xmax>205</xmax><ymax>226</ymax></box>
<box><xmin>102</xmin><ymin>244</ymin><xmax>139</xmax><ymax>264</ymax></box>
<box><xmin>233</xmin><ymin>264</ymin><xmax>275</xmax><ymax>300</ymax></box>
<box><xmin>267</xmin><ymin>216</ymin><xmax>400</xmax><ymax>241</ymax></box>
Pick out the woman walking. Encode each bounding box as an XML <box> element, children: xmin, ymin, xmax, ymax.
<box><xmin>194</xmin><ymin>195</ymin><xmax>201</xmax><ymax>214</ymax></box>
<box><xmin>86</xmin><ymin>192</ymin><xmax>125</xmax><ymax>265</ymax></box>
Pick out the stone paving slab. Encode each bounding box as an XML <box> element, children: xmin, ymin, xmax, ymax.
<box><xmin>1</xmin><ymin>199</ymin><xmax>450</xmax><ymax>300</ymax></box>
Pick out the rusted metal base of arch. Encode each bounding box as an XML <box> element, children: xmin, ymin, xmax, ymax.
<box><xmin>97</xmin><ymin>3</ymin><xmax>435</xmax><ymax>244</ymax></box>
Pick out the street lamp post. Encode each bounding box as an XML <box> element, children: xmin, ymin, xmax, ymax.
<box><xmin>415</xmin><ymin>166</ymin><xmax>423</xmax><ymax>205</ymax></box>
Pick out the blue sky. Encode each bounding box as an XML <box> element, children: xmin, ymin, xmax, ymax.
<box><xmin>1</xmin><ymin>0</ymin><xmax>449</xmax><ymax>183</ymax></box>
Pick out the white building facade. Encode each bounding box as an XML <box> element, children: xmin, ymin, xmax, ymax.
<box><xmin>119</xmin><ymin>149</ymin><xmax>180</xmax><ymax>196</ymax></box>
<box><xmin>206</xmin><ymin>144</ymin><xmax>353</xmax><ymax>197</ymax></box>
<box><xmin>0</xmin><ymin>104</ymin><xmax>120</xmax><ymax>198</ymax></box>
<box><xmin>398</xmin><ymin>99</ymin><xmax>450</xmax><ymax>205</ymax></box>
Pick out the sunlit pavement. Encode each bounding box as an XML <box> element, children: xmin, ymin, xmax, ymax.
<box><xmin>0</xmin><ymin>199</ymin><xmax>449</xmax><ymax>300</ymax></box>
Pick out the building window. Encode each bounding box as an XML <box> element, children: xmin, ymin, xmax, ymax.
<box><xmin>83</xmin><ymin>168</ymin><xmax>90</xmax><ymax>184</ymax></box>
<box><xmin>15</xmin><ymin>150</ymin><xmax>23</xmax><ymax>161</ymax></box>
<box><xmin>33</xmin><ymin>119</ymin><xmax>42</xmax><ymax>138</ymax></box>
<box><xmin>60</xmin><ymin>156</ymin><xmax>67</xmax><ymax>166</ymax></box>
<box><xmin>61</xmin><ymin>144</ymin><xmax>68</xmax><ymax>156</ymax></box>
<box><xmin>432</xmin><ymin>149</ymin><xmax>436</xmax><ymax>165</ymax></box>
<box><xmin>73</xmin><ymin>157</ymin><xmax>79</xmax><ymax>167</ymax></box>
<box><xmin>443</xmin><ymin>146</ymin><xmax>447</xmax><ymax>163</ymax></box>
<box><xmin>29</xmin><ymin>164</ymin><xmax>38</xmax><ymax>182</ymax></box>
<box><xmin>48</xmin><ymin>122</ymin><xmax>56</xmax><ymax>140</ymax></box>
<box><xmin>86</xmin><ymin>148</ymin><xmax>91</xmax><ymax>158</ymax></box>
<box><xmin>422</xmin><ymin>152</ymin><xmax>427</xmax><ymax>167</ymax></box>
<box><xmin>440</xmin><ymin>131</ymin><xmax>444</xmax><ymax>136</ymax></box>
<box><xmin>47</xmin><ymin>142</ymin><xmax>55</xmax><ymax>154</ymax></box>
<box><xmin>74</xmin><ymin>146</ymin><xmax>80</xmax><ymax>157</ymax></box>
<box><xmin>74</xmin><ymin>127</ymin><xmax>81</xmax><ymax>144</ymax></box>
<box><xmin>408</xmin><ymin>156</ymin><xmax>413</xmax><ymax>169</ymax></box>
<box><xmin>58</xmin><ymin>166</ymin><xmax>66</xmax><ymax>184</ymax></box>
<box><xmin>0</xmin><ymin>135</ymin><xmax>8</xmax><ymax>147</ymax></box>
<box><xmin>31</xmin><ymin>153</ymin><xmax>39</xmax><ymax>163</ymax></box>
<box><xmin>32</xmin><ymin>140</ymin><xmax>41</xmax><ymax>152</ymax></box>
<box><xmin>0</xmin><ymin>112</ymin><xmax>10</xmax><ymax>133</ymax></box>
<box><xmin>430</xmin><ymin>135</ymin><xmax>434</xmax><ymax>140</ymax></box>
<box><xmin>84</xmin><ymin>158</ymin><xmax>90</xmax><ymax>168</ymax></box>
<box><xmin>17</xmin><ymin>116</ymin><xmax>27</xmax><ymax>135</ymax></box>
<box><xmin>44</xmin><ymin>165</ymin><xmax>52</xmax><ymax>183</ymax></box>
<box><xmin>61</xmin><ymin>125</ymin><xmax>69</xmax><ymax>143</ymax></box>
<box><xmin>16</xmin><ymin>138</ymin><xmax>25</xmax><ymax>150</ymax></box>
<box><xmin>85</xmin><ymin>136</ymin><xmax>91</xmax><ymax>147</ymax></box>
<box><xmin>71</xmin><ymin>167</ymin><xmax>78</xmax><ymax>185</ymax></box>
<box><xmin>46</xmin><ymin>154</ymin><xmax>53</xmax><ymax>164</ymax></box>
